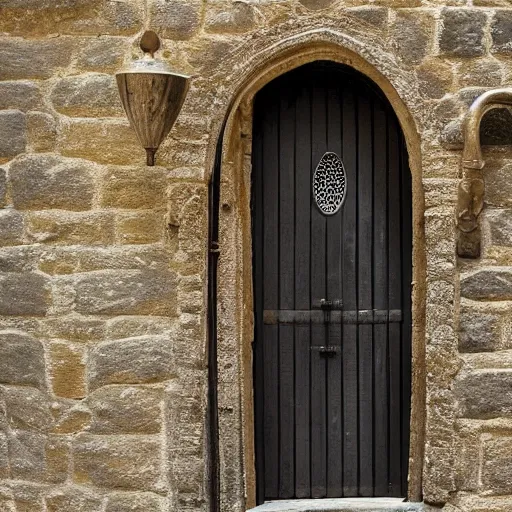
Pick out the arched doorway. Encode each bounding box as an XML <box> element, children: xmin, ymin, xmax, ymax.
<box><xmin>251</xmin><ymin>62</ymin><xmax>412</xmax><ymax>503</ymax></box>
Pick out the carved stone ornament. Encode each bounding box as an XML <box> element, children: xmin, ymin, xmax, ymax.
<box><xmin>313</xmin><ymin>152</ymin><xmax>347</xmax><ymax>215</ymax></box>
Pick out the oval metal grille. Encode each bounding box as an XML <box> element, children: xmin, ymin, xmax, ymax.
<box><xmin>313</xmin><ymin>152</ymin><xmax>347</xmax><ymax>215</ymax></box>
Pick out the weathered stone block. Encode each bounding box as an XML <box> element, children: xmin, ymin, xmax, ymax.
<box><xmin>0</xmin><ymin>38</ymin><xmax>76</xmax><ymax>80</ymax></box>
<box><xmin>1</xmin><ymin>386</ymin><xmax>53</xmax><ymax>431</ymax></box>
<box><xmin>87</xmin><ymin>385</ymin><xmax>162</xmax><ymax>434</ymax></box>
<box><xmin>416</xmin><ymin>58</ymin><xmax>454</xmax><ymax>99</ymax></box>
<box><xmin>346</xmin><ymin>6</ymin><xmax>388</xmax><ymax>28</ymax></box>
<box><xmin>76</xmin><ymin>36</ymin><xmax>129</xmax><ymax>73</ymax></box>
<box><xmin>45</xmin><ymin>436</ymin><xmax>70</xmax><ymax>484</ymax></box>
<box><xmin>149</xmin><ymin>0</ymin><xmax>201</xmax><ymax>40</ymax></box>
<box><xmin>0</xmin><ymin>210</ymin><xmax>24</xmax><ymax>247</ymax></box>
<box><xmin>106</xmin><ymin>492</ymin><xmax>164</xmax><ymax>512</ymax></box>
<box><xmin>0</xmin><ymin>245</ymin><xmax>41</xmax><ymax>273</ymax></box>
<box><xmin>439</xmin><ymin>8</ymin><xmax>487</xmax><ymax>57</ymax></box>
<box><xmin>88</xmin><ymin>335</ymin><xmax>173</xmax><ymax>389</ymax></box>
<box><xmin>73</xmin><ymin>434</ymin><xmax>162</xmax><ymax>491</ymax></box>
<box><xmin>10</xmin><ymin>154</ymin><xmax>95</xmax><ymax>211</ymax></box>
<box><xmin>459</xmin><ymin>311</ymin><xmax>501</xmax><ymax>352</ymax></box>
<box><xmin>46</xmin><ymin>487</ymin><xmax>103</xmax><ymax>512</ymax></box>
<box><xmin>26</xmin><ymin>112</ymin><xmax>58</xmax><ymax>153</ymax></box>
<box><xmin>391</xmin><ymin>10</ymin><xmax>433</xmax><ymax>64</ymax></box>
<box><xmin>482</xmin><ymin>436</ymin><xmax>512</xmax><ymax>494</ymax></box>
<box><xmin>116</xmin><ymin>211</ymin><xmax>163</xmax><ymax>244</ymax></box>
<box><xmin>491</xmin><ymin>10</ymin><xmax>512</xmax><ymax>54</ymax></box>
<box><xmin>0</xmin><ymin>433</ymin><xmax>9</xmax><ymax>479</ymax></box>
<box><xmin>38</xmin><ymin>245</ymin><xmax>169</xmax><ymax>275</ymax></box>
<box><xmin>0</xmin><ymin>81</ymin><xmax>42</xmax><ymax>111</ymax></box>
<box><xmin>49</xmin><ymin>342</ymin><xmax>86</xmax><ymax>399</ymax></box>
<box><xmin>0</xmin><ymin>488</ymin><xmax>15</xmax><ymax>512</ymax></box>
<box><xmin>106</xmin><ymin>316</ymin><xmax>174</xmax><ymax>339</ymax></box>
<box><xmin>27</xmin><ymin>211</ymin><xmax>115</xmax><ymax>245</ymax></box>
<box><xmin>60</xmin><ymin>119</ymin><xmax>141</xmax><ymax>165</ymax></box>
<box><xmin>74</xmin><ymin>269</ymin><xmax>176</xmax><ymax>316</ymax></box>
<box><xmin>100</xmin><ymin>167</ymin><xmax>166</xmax><ymax>209</ymax></box>
<box><xmin>487</xmin><ymin>210</ymin><xmax>512</xmax><ymax>246</ymax></box>
<box><xmin>459</xmin><ymin>59</ymin><xmax>503</xmax><ymax>88</ymax></box>
<box><xmin>205</xmin><ymin>3</ymin><xmax>257</xmax><ymax>33</ymax></box>
<box><xmin>40</xmin><ymin>315</ymin><xmax>105</xmax><ymax>343</ymax></box>
<box><xmin>0</xmin><ymin>331</ymin><xmax>46</xmax><ymax>388</ymax></box>
<box><xmin>0</xmin><ymin>168</ymin><xmax>6</xmax><ymax>207</ymax></box>
<box><xmin>0</xmin><ymin>273</ymin><xmax>51</xmax><ymax>316</ymax></box>
<box><xmin>52</xmin><ymin>404</ymin><xmax>91</xmax><ymax>435</ymax></box>
<box><xmin>8</xmin><ymin>430</ymin><xmax>46</xmax><ymax>481</ymax></box>
<box><xmin>461</xmin><ymin>268</ymin><xmax>512</xmax><ymax>300</ymax></box>
<box><xmin>455</xmin><ymin>370</ymin><xmax>512</xmax><ymax>418</ymax></box>
<box><xmin>51</xmin><ymin>74</ymin><xmax>123</xmax><ymax>117</ymax></box>
<box><xmin>0</xmin><ymin>110</ymin><xmax>26</xmax><ymax>160</ymax></box>
<box><xmin>487</xmin><ymin>162</ymin><xmax>512</xmax><ymax>207</ymax></box>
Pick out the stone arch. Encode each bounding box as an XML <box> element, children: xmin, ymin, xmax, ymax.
<box><xmin>207</xmin><ymin>28</ymin><xmax>427</xmax><ymax>511</ymax></box>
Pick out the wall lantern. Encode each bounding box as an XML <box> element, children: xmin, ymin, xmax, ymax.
<box><xmin>116</xmin><ymin>31</ymin><xmax>190</xmax><ymax>166</ymax></box>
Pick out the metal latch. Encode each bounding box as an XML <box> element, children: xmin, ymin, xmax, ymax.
<box><xmin>311</xmin><ymin>345</ymin><xmax>340</xmax><ymax>356</ymax></box>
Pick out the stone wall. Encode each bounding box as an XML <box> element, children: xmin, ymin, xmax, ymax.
<box><xmin>0</xmin><ymin>1</ymin><xmax>512</xmax><ymax>511</ymax></box>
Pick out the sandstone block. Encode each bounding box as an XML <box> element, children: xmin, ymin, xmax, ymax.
<box><xmin>0</xmin><ymin>110</ymin><xmax>26</xmax><ymax>160</ymax></box>
<box><xmin>106</xmin><ymin>492</ymin><xmax>164</xmax><ymax>512</ymax></box>
<box><xmin>10</xmin><ymin>154</ymin><xmax>95</xmax><ymax>211</ymax></box>
<box><xmin>27</xmin><ymin>211</ymin><xmax>115</xmax><ymax>245</ymax></box>
<box><xmin>73</xmin><ymin>434</ymin><xmax>162</xmax><ymax>491</ymax></box>
<box><xmin>299</xmin><ymin>0</ymin><xmax>336</xmax><ymax>9</ymax></box>
<box><xmin>487</xmin><ymin>209</ymin><xmax>512</xmax><ymax>246</ymax></box>
<box><xmin>88</xmin><ymin>335</ymin><xmax>173</xmax><ymax>389</ymax></box>
<box><xmin>52</xmin><ymin>405</ymin><xmax>91</xmax><ymax>434</ymax></box>
<box><xmin>38</xmin><ymin>245</ymin><xmax>169</xmax><ymax>275</ymax></box>
<box><xmin>491</xmin><ymin>10</ymin><xmax>512</xmax><ymax>54</ymax></box>
<box><xmin>461</xmin><ymin>268</ymin><xmax>512</xmax><ymax>300</ymax></box>
<box><xmin>1</xmin><ymin>386</ymin><xmax>53</xmax><ymax>431</ymax></box>
<box><xmin>0</xmin><ymin>488</ymin><xmax>15</xmax><ymax>512</ymax></box>
<box><xmin>40</xmin><ymin>315</ymin><xmax>105</xmax><ymax>343</ymax></box>
<box><xmin>46</xmin><ymin>487</ymin><xmax>103</xmax><ymax>512</ymax></box>
<box><xmin>116</xmin><ymin>211</ymin><xmax>163</xmax><ymax>244</ymax></box>
<box><xmin>45</xmin><ymin>436</ymin><xmax>70</xmax><ymax>484</ymax></box>
<box><xmin>346</xmin><ymin>6</ymin><xmax>388</xmax><ymax>28</ymax></box>
<box><xmin>0</xmin><ymin>38</ymin><xmax>76</xmax><ymax>80</ymax></box>
<box><xmin>487</xmin><ymin>162</ymin><xmax>512</xmax><ymax>207</ymax></box>
<box><xmin>439</xmin><ymin>8</ymin><xmax>487</xmax><ymax>57</ymax></box>
<box><xmin>0</xmin><ymin>210</ymin><xmax>24</xmax><ymax>247</ymax></box>
<box><xmin>26</xmin><ymin>112</ymin><xmax>58</xmax><ymax>153</ymax></box>
<box><xmin>0</xmin><ymin>433</ymin><xmax>9</xmax><ymax>479</ymax></box>
<box><xmin>0</xmin><ymin>273</ymin><xmax>51</xmax><ymax>316</ymax></box>
<box><xmin>0</xmin><ymin>168</ymin><xmax>6</xmax><ymax>207</ymax></box>
<box><xmin>459</xmin><ymin>311</ymin><xmax>501</xmax><ymax>353</ymax></box>
<box><xmin>149</xmin><ymin>0</ymin><xmax>201</xmax><ymax>40</ymax></box>
<box><xmin>51</xmin><ymin>74</ymin><xmax>123</xmax><ymax>117</ymax></box>
<box><xmin>74</xmin><ymin>269</ymin><xmax>176</xmax><ymax>316</ymax></box>
<box><xmin>482</xmin><ymin>436</ymin><xmax>512</xmax><ymax>494</ymax></box>
<box><xmin>455</xmin><ymin>370</ymin><xmax>512</xmax><ymax>418</ymax></box>
<box><xmin>87</xmin><ymin>385</ymin><xmax>162</xmax><ymax>434</ymax></box>
<box><xmin>8</xmin><ymin>430</ymin><xmax>46</xmax><ymax>481</ymax></box>
<box><xmin>459</xmin><ymin>59</ymin><xmax>503</xmax><ymax>88</ymax></box>
<box><xmin>0</xmin><ymin>331</ymin><xmax>46</xmax><ymax>388</ymax></box>
<box><xmin>0</xmin><ymin>245</ymin><xmax>41</xmax><ymax>273</ymax></box>
<box><xmin>50</xmin><ymin>342</ymin><xmax>86</xmax><ymax>399</ymax></box>
<box><xmin>391</xmin><ymin>10</ymin><xmax>433</xmax><ymax>64</ymax></box>
<box><xmin>416</xmin><ymin>59</ymin><xmax>454</xmax><ymax>99</ymax></box>
<box><xmin>60</xmin><ymin>119</ymin><xmax>141</xmax><ymax>165</ymax></box>
<box><xmin>100</xmin><ymin>167</ymin><xmax>166</xmax><ymax>209</ymax></box>
<box><xmin>76</xmin><ymin>36</ymin><xmax>129</xmax><ymax>73</ymax></box>
<box><xmin>205</xmin><ymin>3</ymin><xmax>257</xmax><ymax>33</ymax></box>
<box><xmin>106</xmin><ymin>316</ymin><xmax>174</xmax><ymax>339</ymax></box>
<box><xmin>0</xmin><ymin>81</ymin><xmax>42</xmax><ymax>111</ymax></box>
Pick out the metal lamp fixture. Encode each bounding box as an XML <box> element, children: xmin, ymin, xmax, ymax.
<box><xmin>116</xmin><ymin>31</ymin><xmax>190</xmax><ymax>166</ymax></box>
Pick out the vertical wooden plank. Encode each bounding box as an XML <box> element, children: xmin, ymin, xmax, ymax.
<box><xmin>278</xmin><ymin>82</ymin><xmax>295</xmax><ymax>499</ymax></box>
<box><xmin>294</xmin><ymin>80</ymin><xmax>312</xmax><ymax>499</ymax></box>
<box><xmin>326</xmin><ymin>79</ymin><xmax>343</xmax><ymax>498</ymax></box>
<box><xmin>388</xmin><ymin>114</ymin><xmax>402</xmax><ymax>497</ymax></box>
<box><xmin>252</xmin><ymin>97</ymin><xmax>266</xmax><ymax>505</ymax></box>
<box><xmin>400</xmin><ymin>133</ymin><xmax>413</xmax><ymax>497</ymax></box>
<box><xmin>310</xmin><ymin>79</ymin><xmax>328</xmax><ymax>499</ymax></box>
<box><xmin>372</xmin><ymin>100</ymin><xmax>389</xmax><ymax>497</ymax></box>
<box><xmin>341</xmin><ymin>86</ymin><xmax>358</xmax><ymax>497</ymax></box>
<box><xmin>357</xmin><ymin>92</ymin><xmax>374</xmax><ymax>497</ymax></box>
<box><xmin>262</xmin><ymin>89</ymin><xmax>280</xmax><ymax>499</ymax></box>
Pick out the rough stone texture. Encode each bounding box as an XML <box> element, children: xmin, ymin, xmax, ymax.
<box><xmin>76</xmin><ymin>36</ymin><xmax>129</xmax><ymax>72</ymax></box>
<box><xmin>459</xmin><ymin>311</ymin><xmax>501</xmax><ymax>352</ymax></box>
<box><xmin>0</xmin><ymin>110</ymin><xmax>26</xmax><ymax>160</ymax></box>
<box><xmin>51</xmin><ymin>74</ymin><xmax>123</xmax><ymax>117</ymax></box>
<box><xmin>491</xmin><ymin>9</ymin><xmax>512</xmax><ymax>54</ymax></box>
<box><xmin>487</xmin><ymin>209</ymin><xmax>512</xmax><ymax>246</ymax></box>
<box><xmin>0</xmin><ymin>274</ymin><xmax>51</xmax><ymax>316</ymax></box>
<box><xmin>74</xmin><ymin>269</ymin><xmax>176</xmax><ymax>316</ymax></box>
<box><xmin>49</xmin><ymin>342</ymin><xmax>86</xmax><ymax>399</ymax></box>
<box><xmin>205</xmin><ymin>3</ymin><xmax>257</xmax><ymax>34</ymax></box>
<box><xmin>87</xmin><ymin>385</ymin><xmax>162</xmax><ymax>434</ymax></box>
<box><xmin>73</xmin><ymin>434</ymin><xmax>162</xmax><ymax>490</ymax></box>
<box><xmin>116</xmin><ymin>211</ymin><xmax>163</xmax><ymax>244</ymax></box>
<box><xmin>9</xmin><ymin>154</ymin><xmax>95</xmax><ymax>211</ymax></box>
<box><xmin>0</xmin><ymin>210</ymin><xmax>24</xmax><ymax>247</ymax></box>
<box><xmin>45</xmin><ymin>488</ymin><xmax>103</xmax><ymax>512</ymax></box>
<box><xmin>455</xmin><ymin>371</ymin><xmax>512</xmax><ymax>418</ymax></box>
<box><xmin>150</xmin><ymin>0</ymin><xmax>202</xmax><ymax>40</ymax></box>
<box><xmin>105</xmin><ymin>492</ymin><xmax>164</xmax><ymax>512</ymax></box>
<box><xmin>0</xmin><ymin>332</ymin><xmax>46</xmax><ymax>388</ymax></box>
<box><xmin>1</xmin><ymin>386</ymin><xmax>53</xmax><ymax>431</ymax></box>
<box><xmin>26</xmin><ymin>112</ymin><xmax>58</xmax><ymax>153</ymax></box>
<box><xmin>439</xmin><ymin>8</ymin><xmax>487</xmax><ymax>57</ymax></box>
<box><xmin>0</xmin><ymin>81</ymin><xmax>42</xmax><ymax>111</ymax></box>
<box><xmin>461</xmin><ymin>268</ymin><xmax>512</xmax><ymax>300</ymax></box>
<box><xmin>392</xmin><ymin>10</ymin><xmax>434</xmax><ymax>64</ymax></box>
<box><xmin>482</xmin><ymin>437</ymin><xmax>512</xmax><ymax>495</ymax></box>
<box><xmin>88</xmin><ymin>335</ymin><xmax>174</xmax><ymax>389</ymax></box>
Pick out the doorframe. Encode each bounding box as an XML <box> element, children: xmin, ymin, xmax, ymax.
<box><xmin>209</xmin><ymin>39</ymin><xmax>427</xmax><ymax>512</ymax></box>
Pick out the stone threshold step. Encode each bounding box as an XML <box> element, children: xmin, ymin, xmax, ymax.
<box><xmin>248</xmin><ymin>498</ymin><xmax>424</xmax><ymax>512</ymax></box>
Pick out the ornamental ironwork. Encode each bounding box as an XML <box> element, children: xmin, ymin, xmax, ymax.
<box><xmin>313</xmin><ymin>152</ymin><xmax>346</xmax><ymax>215</ymax></box>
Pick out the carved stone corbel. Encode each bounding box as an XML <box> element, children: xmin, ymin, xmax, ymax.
<box><xmin>456</xmin><ymin>177</ymin><xmax>484</xmax><ymax>258</ymax></box>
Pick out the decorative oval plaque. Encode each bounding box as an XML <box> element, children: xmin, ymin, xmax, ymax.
<box><xmin>313</xmin><ymin>152</ymin><xmax>347</xmax><ymax>215</ymax></box>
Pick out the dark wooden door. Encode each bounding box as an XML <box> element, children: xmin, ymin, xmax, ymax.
<box><xmin>252</xmin><ymin>62</ymin><xmax>412</xmax><ymax>503</ymax></box>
